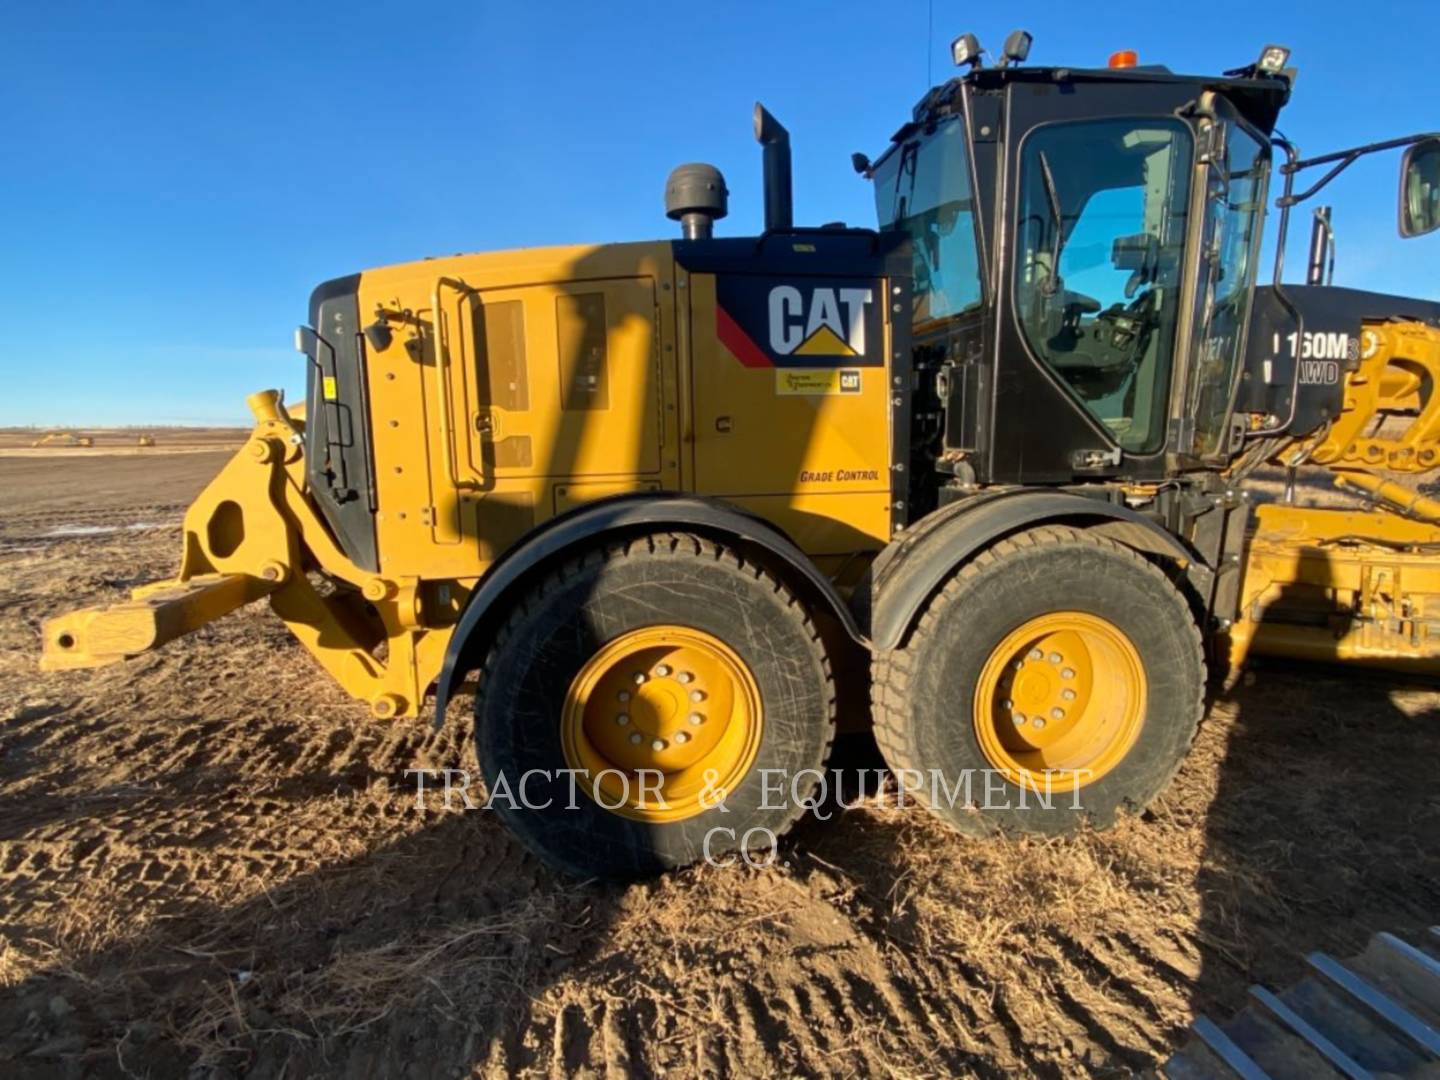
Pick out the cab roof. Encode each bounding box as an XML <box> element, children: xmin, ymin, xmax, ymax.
<box><xmin>896</xmin><ymin>62</ymin><xmax>1292</xmax><ymax>146</ymax></box>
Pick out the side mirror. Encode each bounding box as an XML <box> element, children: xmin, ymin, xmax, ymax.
<box><xmin>1399</xmin><ymin>137</ymin><xmax>1440</xmax><ymax>237</ymax></box>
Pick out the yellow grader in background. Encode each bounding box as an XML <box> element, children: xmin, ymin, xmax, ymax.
<box><xmin>30</xmin><ymin>432</ymin><xmax>94</xmax><ymax>448</ymax></box>
<box><xmin>40</xmin><ymin>34</ymin><xmax>1440</xmax><ymax>879</ymax></box>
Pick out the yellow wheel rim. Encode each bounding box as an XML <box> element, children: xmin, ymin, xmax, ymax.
<box><xmin>561</xmin><ymin>626</ymin><xmax>763</xmax><ymax>823</ymax></box>
<box><xmin>973</xmin><ymin>611</ymin><xmax>1145</xmax><ymax>791</ymax></box>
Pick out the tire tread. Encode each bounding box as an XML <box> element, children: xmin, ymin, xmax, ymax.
<box><xmin>474</xmin><ymin>531</ymin><xmax>837</xmax><ymax>868</ymax></box>
<box><xmin>872</xmin><ymin>524</ymin><xmax>1205</xmax><ymax>822</ymax></box>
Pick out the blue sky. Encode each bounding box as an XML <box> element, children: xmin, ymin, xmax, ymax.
<box><xmin>2</xmin><ymin>1</ymin><xmax>1435</xmax><ymax>425</ymax></box>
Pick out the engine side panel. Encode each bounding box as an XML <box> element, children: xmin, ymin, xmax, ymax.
<box><xmin>312</xmin><ymin>233</ymin><xmax>908</xmax><ymax>598</ymax></box>
<box><xmin>686</xmin><ymin>269</ymin><xmax>894</xmax><ymax>563</ymax></box>
<box><xmin>677</xmin><ymin>231</ymin><xmax>912</xmax><ymax>571</ymax></box>
<box><xmin>1240</xmin><ymin>284</ymin><xmax>1440</xmax><ymax>437</ymax></box>
<box><xmin>352</xmin><ymin>241</ymin><xmax>678</xmax><ymax>584</ymax></box>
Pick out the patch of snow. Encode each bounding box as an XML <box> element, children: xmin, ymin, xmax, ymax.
<box><xmin>43</xmin><ymin>524</ymin><xmax>120</xmax><ymax>537</ymax></box>
<box><xmin>40</xmin><ymin>522</ymin><xmax>167</xmax><ymax>538</ymax></box>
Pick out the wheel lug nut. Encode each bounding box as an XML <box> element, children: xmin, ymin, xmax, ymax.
<box><xmin>675</xmin><ymin>731</ymin><xmax>690</xmax><ymax>744</ymax></box>
<box><xmin>688</xmin><ymin>713</ymin><xmax>705</xmax><ymax>726</ymax></box>
<box><xmin>654</xmin><ymin>664</ymin><xmax>671</xmax><ymax>677</ymax></box>
<box><xmin>1032</xmin><ymin>716</ymin><xmax>1047</xmax><ymax>729</ymax></box>
<box><xmin>1050</xmin><ymin>708</ymin><xmax>1065</xmax><ymax>720</ymax></box>
<box><xmin>633</xmin><ymin>673</ymin><xmax>647</xmax><ymax>685</ymax></box>
<box><xmin>1061</xmin><ymin>689</ymin><xmax>1076</xmax><ymax>701</ymax></box>
<box><xmin>618</xmin><ymin>691</ymin><xmax>631</xmax><ymax>702</ymax></box>
<box><xmin>616</xmin><ymin>713</ymin><xmax>630</xmax><ymax>725</ymax></box>
<box><xmin>629</xmin><ymin>732</ymin><xmax>643</xmax><ymax>745</ymax></box>
<box><xmin>1028</xmin><ymin>649</ymin><xmax>1043</xmax><ymax>660</ymax></box>
<box><xmin>1002</xmin><ymin>698</ymin><xmax>1013</xmax><ymax>710</ymax></box>
<box><xmin>1012</xmin><ymin>712</ymin><xmax>1026</xmax><ymax>726</ymax></box>
<box><xmin>1047</xmin><ymin>652</ymin><xmax>1062</xmax><ymax>664</ymax></box>
<box><xmin>1061</xmin><ymin>668</ymin><xmax>1075</xmax><ymax>679</ymax></box>
<box><xmin>690</xmin><ymin>690</ymin><xmax>705</xmax><ymax>702</ymax></box>
<box><xmin>651</xmin><ymin>739</ymin><xmax>666</xmax><ymax>751</ymax></box>
<box><xmin>677</xmin><ymin>671</ymin><xmax>693</xmax><ymax>684</ymax></box>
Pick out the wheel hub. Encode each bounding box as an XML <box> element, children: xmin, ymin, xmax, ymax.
<box><xmin>974</xmin><ymin>612</ymin><xmax>1144</xmax><ymax>790</ymax></box>
<box><xmin>562</xmin><ymin>626</ymin><xmax>762</xmax><ymax>822</ymax></box>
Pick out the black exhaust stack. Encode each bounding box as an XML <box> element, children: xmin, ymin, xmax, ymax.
<box><xmin>1307</xmin><ymin>206</ymin><xmax>1334</xmax><ymax>285</ymax></box>
<box><xmin>753</xmin><ymin>103</ymin><xmax>793</xmax><ymax>232</ymax></box>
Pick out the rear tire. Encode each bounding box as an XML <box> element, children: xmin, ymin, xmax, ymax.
<box><xmin>475</xmin><ymin>532</ymin><xmax>835</xmax><ymax>879</ymax></box>
<box><xmin>873</xmin><ymin>525</ymin><xmax>1204</xmax><ymax>835</ymax></box>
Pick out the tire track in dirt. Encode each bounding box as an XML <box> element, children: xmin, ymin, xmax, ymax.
<box><xmin>1087</xmin><ymin>928</ymin><xmax>1201</xmax><ymax>1025</ymax></box>
<box><xmin>498</xmin><ymin>845</ymin><xmax>1198</xmax><ymax>1078</ymax></box>
<box><xmin>1026</xmin><ymin>938</ymin><xmax>1166</xmax><ymax>1067</ymax></box>
<box><xmin>1045</xmin><ymin>929</ymin><xmax>1184</xmax><ymax>1040</ymax></box>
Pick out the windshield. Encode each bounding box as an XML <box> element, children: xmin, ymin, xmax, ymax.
<box><xmin>1013</xmin><ymin>118</ymin><xmax>1194</xmax><ymax>453</ymax></box>
<box><xmin>1189</xmin><ymin>120</ymin><xmax>1269</xmax><ymax>458</ymax></box>
<box><xmin>872</xmin><ymin>117</ymin><xmax>983</xmax><ymax>323</ymax></box>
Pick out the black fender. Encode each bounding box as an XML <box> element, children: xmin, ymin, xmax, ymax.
<box><xmin>865</xmin><ymin>489</ymin><xmax>1207</xmax><ymax>652</ymax></box>
<box><xmin>432</xmin><ymin>493</ymin><xmax>865</xmax><ymax>724</ymax></box>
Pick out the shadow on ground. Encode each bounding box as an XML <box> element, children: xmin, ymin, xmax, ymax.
<box><xmin>1188</xmin><ymin>662</ymin><xmax>1440</xmax><ymax>1022</ymax></box>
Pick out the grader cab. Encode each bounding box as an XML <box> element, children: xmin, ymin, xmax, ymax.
<box><xmin>40</xmin><ymin>35</ymin><xmax>1440</xmax><ymax>878</ymax></box>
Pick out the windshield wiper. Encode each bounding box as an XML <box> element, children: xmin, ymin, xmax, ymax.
<box><xmin>890</xmin><ymin>142</ymin><xmax>919</xmax><ymax>225</ymax></box>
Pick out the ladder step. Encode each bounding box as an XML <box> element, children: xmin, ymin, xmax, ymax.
<box><xmin>1168</xmin><ymin>933</ymin><xmax>1440</xmax><ymax>1077</ymax></box>
<box><xmin>1349</xmin><ymin>940</ymin><xmax>1440</xmax><ymax>1032</ymax></box>
<box><xmin>1189</xmin><ymin>1015</ymin><xmax>1271</xmax><ymax>1080</ymax></box>
<box><xmin>1418</xmin><ymin>929</ymin><xmax>1440</xmax><ymax>963</ymax></box>
<box><xmin>1163</xmin><ymin>1039</ymin><xmax>1246</xmax><ymax>1080</ymax></box>
<box><xmin>1377</xmin><ymin>934</ymin><xmax>1440</xmax><ymax>975</ymax></box>
<box><xmin>1282</xmin><ymin>977</ymin><xmax>1425</xmax><ymax>1075</ymax></box>
<box><xmin>1248</xmin><ymin>985</ymin><xmax>1371</xmax><ymax>1080</ymax></box>
<box><xmin>1307</xmin><ymin>952</ymin><xmax>1440</xmax><ymax>1059</ymax></box>
<box><xmin>1223</xmin><ymin>1007</ymin><xmax>1347</xmax><ymax>1079</ymax></box>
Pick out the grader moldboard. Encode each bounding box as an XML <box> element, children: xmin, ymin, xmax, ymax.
<box><xmin>41</xmin><ymin>34</ymin><xmax>1440</xmax><ymax>879</ymax></box>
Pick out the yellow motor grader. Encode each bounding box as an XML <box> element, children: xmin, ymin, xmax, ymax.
<box><xmin>39</xmin><ymin>33</ymin><xmax>1440</xmax><ymax>877</ymax></box>
<box><xmin>30</xmin><ymin>432</ymin><xmax>94</xmax><ymax>448</ymax></box>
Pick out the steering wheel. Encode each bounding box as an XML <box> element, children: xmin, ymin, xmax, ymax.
<box><xmin>1062</xmin><ymin>290</ymin><xmax>1102</xmax><ymax>316</ymax></box>
<box><xmin>1048</xmin><ymin>290</ymin><xmax>1159</xmax><ymax>389</ymax></box>
<box><xmin>1038</xmin><ymin>286</ymin><xmax>1102</xmax><ymax>343</ymax></box>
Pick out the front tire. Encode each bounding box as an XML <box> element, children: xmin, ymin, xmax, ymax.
<box><xmin>475</xmin><ymin>533</ymin><xmax>835</xmax><ymax>879</ymax></box>
<box><xmin>873</xmin><ymin>525</ymin><xmax>1204</xmax><ymax>835</ymax></box>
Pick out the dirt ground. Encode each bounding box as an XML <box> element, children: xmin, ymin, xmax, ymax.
<box><xmin>1</xmin><ymin>447</ymin><xmax>1437</xmax><ymax>1078</ymax></box>
<box><xmin>0</xmin><ymin>427</ymin><xmax>243</xmax><ymax>453</ymax></box>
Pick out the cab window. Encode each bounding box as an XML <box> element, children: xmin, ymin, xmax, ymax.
<box><xmin>1189</xmin><ymin>121</ymin><xmax>1269</xmax><ymax>457</ymax></box>
<box><xmin>1013</xmin><ymin>118</ymin><xmax>1194</xmax><ymax>453</ymax></box>
<box><xmin>873</xmin><ymin>117</ymin><xmax>983</xmax><ymax>323</ymax></box>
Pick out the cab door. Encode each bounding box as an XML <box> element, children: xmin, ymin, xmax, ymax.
<box><xmin>994</xmin><ymin>80</ymin><xmax>1204</xmax><ymax>482</ymax></box>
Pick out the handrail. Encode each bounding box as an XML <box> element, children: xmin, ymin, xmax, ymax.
<box><xmin>1246</xmin><ymin>137</ymin><xmax>1304</xmax><ymax>440</ymax></box>
<box><xmin>430</xmin><ymin>276</ymin><xmax>473</xmax><ymax>491</ymax></box>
